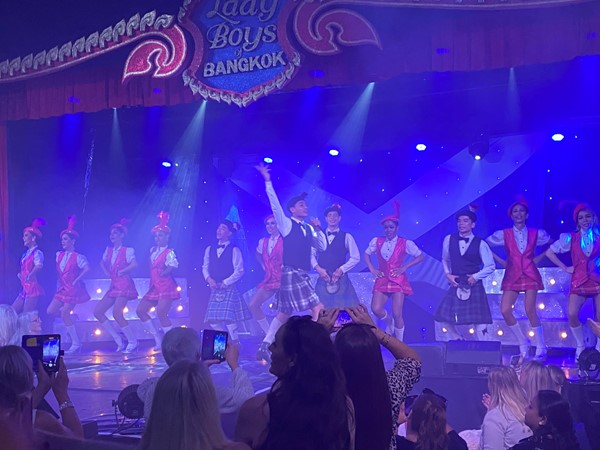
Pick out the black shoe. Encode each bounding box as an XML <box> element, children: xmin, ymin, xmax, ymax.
<box><xmin>257</xmin><ymin>342</ymin><xmax>271</xmax><ymax>363</ymax></box>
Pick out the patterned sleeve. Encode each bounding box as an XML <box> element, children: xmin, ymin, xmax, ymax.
<box><xmin>550</xmin><ymin>233</ymin><xmax>571</xmax><ymax>254</ymax></box>
<box><xmin>125</xmin><ymin>247</ymin><xmax>136</xmax><ymax>263</ymax></box>
<box><xmin>386</xmin><ymin>358</ymin><xmax>422</xmax><ymax>425</ymax></box>
<box><xmin>76</xmin><ymin>254</ymin><xmax>89</xmax><ymax>269</ymax></box>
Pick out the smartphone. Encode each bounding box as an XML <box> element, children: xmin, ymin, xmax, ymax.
<box><xmin>22</xmin><ymin>334</ymin><xmax>61</xmax><ymax>373</ymax></box>
<box><xmin>333</xmin><ymin>310</ymin><xmax>353</xmax><ymax>329</ymax></box>
<box><xmin>201</xmin><ymin>330</ymin><xmax>228</xmax><ymax>361</ymax></box>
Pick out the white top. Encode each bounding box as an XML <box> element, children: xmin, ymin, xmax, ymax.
<box><xmin>310</xmin><ymin>228</ymin><xmax>361</xmax><ymax>273</ymax></box>
<box><xmin>264</xmin><ymin>181</ymin><xmax>326</xmax><ymax>251</ymax></box>
<box><xmin>22</xmin><ymin>246</ymin><xmax>44</xmax><ymax>266</ymax></box>
<box><xmin>442</xmin><ymin>233</ymin><xmax>495</xmax><ymax>280</ymax></box>
<box><xmin>256</xmin><ymin>235</ymin><xmax>281</xmax><ymax>256</ymax></box>
<box><xmin>55</xmin><ymin>251</ymin><xmax>89</xmax><ymax>271</ymax></box>
<box><xmin>150</xmin><ymin>247</ymin><xmax>179</xmax><ymax>268</ymax></box>
<box><xmin>102</xmin><ymin>246</ymin><xmax>135</xmax><ymax>264</ymax></box>
<box><xmin>365</xmin><ymin>236</ymin><xmax>422</xmax><ymax>261</ymax></box>
<box><xmin>551</xmin><ymin>231</ymin><xmax>595</xmax><ymax>257</ymax></box>
<box><xmin>202</xmin><ymin>242</ymin><xmax>244</xmax><ymax>286</ymax></box>
<box><xmin>480</xmin><ymin>407</ymin><xmax>532</xmax><ymax>450</ymax></box>
<box><xmin>487</xmin><ymin>227</ymin><xmax>551</xmax><ymax>254</ymax></box>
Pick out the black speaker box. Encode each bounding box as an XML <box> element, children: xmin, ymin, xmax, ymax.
<box><xmin>410</xmin><ymin>343</ymin><xmax>446</xmax><ymax>377</ymax></box>
<box><xmin>445</xmin><ymin>340</ymin><xmax>502</xmax><ymax>376</ymax></box>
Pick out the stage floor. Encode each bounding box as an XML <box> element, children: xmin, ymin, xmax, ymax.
<box><xmin>59</xmin><ymin>336</ymin><xmax>585</xmax><ymax>437</ymax></box>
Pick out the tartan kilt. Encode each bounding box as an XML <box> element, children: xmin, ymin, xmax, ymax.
<box><xmin>273</xmin><ymin>267</ymin><xmax>321</xmax><ymax>314</ymax></box>
<box><xmin>434</xmin><ymin>281</ymin><xmax>492</xmax><ymax>324</ymax></box>
<box><xmin>570</xmin><ymin>278</ymin><xmax>600</xmax><ymax>296</ymax></box>
<box><xmin>315</xmin><ymin>274</ymin><xmax>360</xmax><ymax>309</ymax></box>
<box><xmin>205</xmin><ymin>284</ymin><xmax>252</xmax><ymax>323</ymax></box>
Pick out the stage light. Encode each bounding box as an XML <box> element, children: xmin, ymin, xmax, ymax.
<box><xmin>177</xmin><ymin>305</ymin><xmax>184</xmax><ymax>312</ymax></box>
<box><xmin>123</xmin><ymin>307</ymin><xmax>129</xmax><ymax>314</ymax></box>
<box><xmin>416</xmin><ymin>144</ymin><xmax>426</xmax><ymax>151</ymax></box>
<box><xmin>549</xmin><ymin>278</ymin><xmax>556</xmax><ymax>285</ymax></box>
<box><xmin>329</xmin><ymin>148</ymin><xmax>340</xmax><ymax>156</ymax></box>
<box><xmin>96</xmin><ymin>288</ymin><xmax>102</xmax><ymax>294</ymax></box>
<box><xmin>263</xmin><ymin>157</ymin><xmax>273</xmax><ymax>163</ymax></box>
<box><xmin>176</xmin><ymin>286</ymin><xmax>182</xmax><ymax>292</ymax></box>
<box><xmin>161</xmin><ymin>160</ymin><xmax>172</xmax><ymax>168</ymax></box>
<box><xmin>538</xmin><ymin>303</ymin><xmax>546</xmax><ymax>310</ymax></box>
<box><xmin>468</xmin><ymin>328</ymin><xmax>475</xmax><ymax>334</ymax></box>
<box><xmin>469</xmin><ymin>138</ymin><xmax>489</xmax><ymax>160</ymax></box>
<box><xmin>150</xmin><ymin>307</ymin><xmax>156</xmax><ymax>313</ymax></box>
<box><xmin>561</xmin><ymin>331</ymin><xmax>568</xmax><ymax>339</ymax></box>
<box><xmin>551</xmin><ymin>133</ymin><xmax>564</xmax><ymax>142</ymax></box>
<box><xmin>474</xmin><ymin>155</ymin><xmax>482</xmax><ymax>160</ymax></box>
<box><xmin>528</xmin><ymin>330</ymin><xmax>535</xmax><ymax>337</ymax></box>
<box><xmin>94</xmin><ymin>329</ymin><xmax>102</xmax><ymax>336</ymax></box>
<box><xmin>492</xmin><ymin>280</ymin><xmax>498</xmax><ymax>286</ymax></box>
<box><xmin>497</xmin><ymin>330</ymin><xmax>504</xmax><ymax>336</ymax></box>
<box><xmin>441</xmin><ymin>327</ymin><xmax>448</xmax><ymax>333</ymax></box>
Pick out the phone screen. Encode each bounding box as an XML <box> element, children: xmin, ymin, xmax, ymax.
<box><xmin>42</xmin><ymin>335</ymin><xmax>61</xmax><ymax>373</ymax></box>
<box><xmin>201</xmin><ymin>330</ymin><xmax>228</xmax><ymax>361</ymax></box>
<box><xmin>334</xmin><ymin>310</ymin><xmax>353</xmax><ymax>328</ymax></box>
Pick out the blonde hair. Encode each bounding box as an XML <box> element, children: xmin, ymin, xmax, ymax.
<box><xmin>139</xmin><ymin>360</ymin><xmax>229</xmax><ymax>450</ymax></box>
<box><xmin>520</xmin><ymin>361</ymin><xmax>554</xmax><ymax>404</ymax></box>
<box><xmin>547</xmin><ymin>364</ymin><xmax>567</xmax><ymax>394</ymax></box>
<box><xmin>0</xmin><ymin>346</ymin><xmax>34</xmax><ymax>395</ymax></box>
<box><xmin>487</xmin><ymin>366</ymin><xmax>528</xmax><ymax>422</ymax></box>
<box><xmin>0</xmin><ymin>305</ymin><xmax>19</xmax><ymax>347</ymax></box>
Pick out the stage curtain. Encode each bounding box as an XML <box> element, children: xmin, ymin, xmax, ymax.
<box><xmin>0</xmin><ymin>122</ymin><xmax>9</xmax><ymax>302</ymax></box>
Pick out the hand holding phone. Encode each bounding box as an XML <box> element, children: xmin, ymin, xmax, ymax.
<box><xmin>22</xmin><ymin>335</ymin><xmax>61</xmax><ymax>373</ymax></box>
<box><xmin>333</xmin><ymin>310</ymin><xmax>353</xmax><ymax>329</ymax></box>
<box><xmin>201</xmin><ymin>330</ymin><xmax>228</xmax><ymax>362</ymax></box>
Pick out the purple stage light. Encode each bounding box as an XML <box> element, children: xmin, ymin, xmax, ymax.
<box><xmin>329</xmin><ymin>148</ymin><xmax>340</xmax><ymax>156</ymax></box>
<box><xmin>153</xmin><ymin>87</ymin><xmax>161</xmax><ymax>94</ymax></box>
<box><xmin>263</xmin><ymin>157</ymin><xmax>273</xmax><ymax>163</ymax></box>
<box><xmin>161</xmin><ymin>161</ymin><xmax>172</xmax><ymax>168</ymax></box>
<box><xmin>551</xmin><ymin>133</ymin><xmax>564</xmax><ymax>142</ymax></box>
<box><xmin>416</xmin><ymin>143</ymin><xmax>426</xmax><ymax>151</ymax></box>
<box><xmin>310</xmin><ymin>69</ymin><xmax>325</xmax><ymax>78</ymax></box>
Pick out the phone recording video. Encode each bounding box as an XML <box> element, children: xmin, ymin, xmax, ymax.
<box><xmin>22</xmin><ymin>334</ymin><xmax>61</xmax><ymax>373</ymax></box>
<box><xmin>333</xmin><ymin>310</ymin><xmax>353</xmax><ymax>329</ymax></box>
<box><xmin>201</xmin><ymin>330</ymin><xmax>228</xmax><ymax>361</ymax></box>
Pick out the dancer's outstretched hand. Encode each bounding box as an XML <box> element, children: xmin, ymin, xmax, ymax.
<box><xmin>255</xmin><ymin>163</ymin><xmax>271</xmax><ymax>181</ymax></box>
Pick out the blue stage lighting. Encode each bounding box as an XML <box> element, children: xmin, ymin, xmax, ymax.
<box><xmin>161</xmin><ymin>161</ymin><xmax>172</xmax><ymax>168</ymax></box>
<box><xmin>263</xmin><ymin>157</ymin><xmax>273</xmax><ymax>164</ymax></box>
<box><xmin>329</xmin><ymin>148</ymin><xmax>340</xmax><ymax>156</ymax></box>
<box><xmin>416</xmin><ymin>144</ymin><xmax>426</xmax><ymax>151</ymax></box>
<box><xmin>551</xmin><ymin>133</ymin><xmax>564</xmax><ymax>142</ymax></box>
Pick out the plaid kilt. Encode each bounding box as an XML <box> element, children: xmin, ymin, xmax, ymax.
<box><xmin>571</xmin><ymin>278</ymin><xmax>600</xmax><ymax>296</ymax></box>
<box><xmin>315</xmin><ymin>274</ymin><xmax>359</xmax><ymax>309</ymax></box>
<box><xmin>205</xmin><ymin>284</ymin><xmax>252</xmax><ymax>323</ymax></box>
<box><xmin>273</xmin><ymin>266</ymin><xmax>321</xmax><ymax>314</ymax></box>
<box><xmin>434</xmin><ymin>281</ymin><xmax>492</xmax><ymax>324</ymax></box>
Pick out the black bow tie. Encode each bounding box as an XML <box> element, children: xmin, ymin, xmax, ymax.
<box><xmin>217</xmin><ymin>244</ymin><xmax>226</xmax><ymax>249</ymax></box>
<box><xmin>327</xmin><ymin>231</ymin><xmax>339</xmax><ymax>236</ymax></box>
<box><xmin>458</xmin><ymin>237</ymin><xmax>470</xmax><ymax>243</ymax></box>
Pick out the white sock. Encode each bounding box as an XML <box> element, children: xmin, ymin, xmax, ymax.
<box><xmin>380</xmin><ymin>311</ymin><xmax>393</xmax><ymax>332</ymax></box>
<box><xmin>66</xmin><ymin>324</ymin><xmax>80</xmax><ymax>345</ymax></box>
<box><xmin>257</xmin><ymin>318</ymin><xmax>270</xmax><ymax>334</ymax></box>
<box><xmin>264</xmin><ymin>317</ymin><xmax>285</xmax><ymax>344</ymax></box>
<box><xmin>570</xmin><ymin>325</ymin><xmax>585</xmax><ymax>348</ymax></box>
<box><xmin>101</xmin><ymin>321</ymin><xmax>122</xmax><ymax>344</ymax></box>
<box><xmin>509</xmin><ymin>323</ymin><xmax>528</xmax><ymax>346</ymax></box>
<box><xmin>532</xmin><ymin>326</ymin><xmax>547</xmax><ymax>351</ymax></box>
<box><xmin>121</xmin><ymin>324</ymin><xmax>138</xmax><ymax>344</ymax></box>
<box><xmin>226</xmin><ymin>323</ymin><xmax>239</xmax><ymax>341</ymax></box>
<box><xmin>394</xmin><ymin>327</ymin><xmax>405</xmax><ymax>342</ymax></box>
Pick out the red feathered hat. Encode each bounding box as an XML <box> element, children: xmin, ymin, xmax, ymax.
<box><xmin>60</xmin><ymin>216</ymin><xmax>79</xmax><ymax>239</ymax></box>
<box><xmin>381</xmin><ymin>200</ymin><xmax>400</xmax><ymax>224</ymax></box>
<box><xmin>573</xmin><ymin>203</ymin><xmax>593</xmax><ymax>223</ymax></box>
<box><xmin>507</xmin><ymin>195</ymin><xmax>529</xmax><ymax>218</ymax></box>
<box><xmin>151</xmin><ymin>212</ymin><xmax>171</xmax><ymax>234</ymax></box>
<box><xmin>110</xmin><ymin>218</ymin><xmax>131</xmax><ymax>234</ymax></box>
<box><xmin>23</xmin><ymin>218</ymin><xmax>46</xmax><ymax>239</ymax></box>
<box><xmin>263</xmin><ymin>214</ymin><xmax>275</xmax><ymax>225</ymax></box>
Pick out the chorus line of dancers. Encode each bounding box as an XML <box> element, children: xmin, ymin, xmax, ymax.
<box><xmin>14</xmin><ymin>164</ymin><xmax>600</xmax><ymax>362</ymax></box>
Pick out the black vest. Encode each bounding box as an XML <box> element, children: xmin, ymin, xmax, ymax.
<box><xmin>449</xmin><ymin>234</ymin><xmax>483</xmax><ymax>275</ymax></box>
<box><xmin>318</xmin><ymin>231</ymin><xmax>347</xmax><ymax>273</ymax></box>
<box><xmin>209</xmin><ymin>244</ymin><xmax>235</xmax><ymax>283</ymax></box>
<box><xmin>282</xmin><ymin>221</ymin><xmax>313</xmax><ymax>271</ymax></box>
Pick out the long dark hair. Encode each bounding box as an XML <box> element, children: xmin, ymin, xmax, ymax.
<box><xmin>535</xmin><ymin>390</ymin><xmax>580</xmax><ymax>450</ymax></box>
<box><xmin>261</xmin><ymin>316</ymin><xmax>351</xmax><ymax>450</ymax></box>
<box><xmin>409</xmin><ymin>393</ymin><xmax>449</xmax><ymax>450</ymax></box>
<box><xmin>335</xmin><ymin>324</ymin><xmax>392</xmax><ymax>450</ymax></box>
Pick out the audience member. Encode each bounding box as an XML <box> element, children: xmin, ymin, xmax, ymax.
<box><xmin>397</xmin><ymin>392</ymin><xmax>468</xmax><ymax>450</ymax></box>
<box><xmin>480</xmin><ymin>366</ymin><xmax>532</xmax><ymax>449</ymax></box>
<box><xmin>137</xmin><ymin>327</ymin><xmax>253</xmax><ymax>422</ymax></box>
<box><xmin>519</xmin><ymin>361</ymin><xmax>554</xmax><ymax>404</ymax></box>
<box><xmin>0</xmin><ymin>305</ymin><xmax>19</xmax><ymax>346</ymax></box>
<box><xmin>139</xmin><ymin>360</ymin><xmax>250</xmax><ymax>450</ymax></box>
<box><xmin>322</xmin><ymin>305</ymin><xmax>421</xmax><ymax>450</ymax></box>
<box><xmin>235</xmin><ymin>315</ymin><xmax>354</xmax><ymax>450</ymax></box>
<box><xmin>511</xmin><ymin>390</ymin><xmax>580</xmax><ymax>450</ymax></box>
<box><xmin>546</xmin><ymin>365</ymin><xmax>566</xmax><ymax>397</ymax></box>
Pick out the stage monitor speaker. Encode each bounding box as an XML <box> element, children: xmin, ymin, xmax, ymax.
<box><xmin>445</xmin><ymin>340</ymin><xmax>501</xmax><ymax>377</ymax></box>
<box><xmin>410</xmin><ymin>343</ymin><xmax>446</xmax><ymax>377</ymax></box>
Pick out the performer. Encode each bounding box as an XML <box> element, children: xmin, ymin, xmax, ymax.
<box><xmin>13</xmin><ymin>218</ymin><xmax>46</xmax><ymax>313</ymax></box>
<box><xmin>93</xmin><ymin>219</ymin><xmax>139</xmax><ymax>353</ymax></box>
<box><xmin>203</xmin><ymin>219</ymin><xmax>251</xmax><ymax>345</ymax></box>
<box><xmin>486</xmin><ymin>198</ymin><xmax>551</xmax><ymax>359</ymax></box>
<box><xmin>545</xmin><ymin>203</ymin><xmax>600</xmax><ymax>359</ymax></box>
<box><xmin>136</xmin><ymin>212</ymin><xmax>180</xmax><ymax>351</ymax></box>
<box><xmin>255</xmin><ymin>163</ymin><xmax>326</xmax><ymax>362</ymax></box>
<box><xmin>364</xmin><ymin>202</ymin><xmax>424</xmax><ymax>341</ymax></box>
<box><xmin>248</xmin><ymin>215</ymin><xmax>282</xmax><ymax>336</ymax></box>
<box><xmin>46</xmin><ymin>216</ymin><xmax>91</xmax><ymax>353</ymax></box>
<box><xmin>312</xmin><ymin>204</ymin><xmax>360</xmax><ymax>308</ymax></box>
<box><xmin>434</xmin><ymin>208</ymin><xmax>495</xmax><ymax>340</ymax></box>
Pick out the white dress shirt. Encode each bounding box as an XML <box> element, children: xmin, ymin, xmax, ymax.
<box><xmin>365</xmin><ymin>236</ymin><xmax>422</xmax><ymax>261</ymax></box>
<box><xmin>256</xmin><ymin>235</ymin><xmax>281</xmax><ymax>256</ymax></box>
<box><xmin>56</xmin><ymin>251</ymin><xmax>89</xmax><ymax>271</ymax></box>
<box><xmin>486</xmin><ymin>227</ymin><xmax>551</xmax><ymax>253</ymax></box>
<box><xmin>102</xmin><ymin>246</ymin><xmax>136</xmax><ymax>264</ymax></box>
<box><xmin>264</xmin><ymin>181</ymin><xmax>326</xmax><ymax>251</ymax></box>
<box><xmin>551</xmin><ymin>231</ymin><xmax>596</xmax><ymax>257</ymax></box>
<box><xmin>202</xmin><ymin>241</ymin><xmax>244</xmax><ymax>286</ymax></box>
<box><xmin>150</xmin><ymin>247</ymin><xmax>179</xmax><ymax>268</ymax></box>
<box><xmin>442</xmin><ymin>234</ymin><xmax>495</xmax><ymax>281</ymax></box>
<box><xmin>310</xmin><ymin>228</ymin><xmax>360</xmax><ymax>273</ymax></box>
<box><xmin>22</xmin><ymin>246</ymin><xmax>44</xmax><ymax>266</ymax></box>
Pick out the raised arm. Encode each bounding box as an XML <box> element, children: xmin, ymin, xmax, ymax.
<box><xmin>255</xmin><ymin>164</ymin><xmax>292</xmax><ymax>237</ymax></box>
